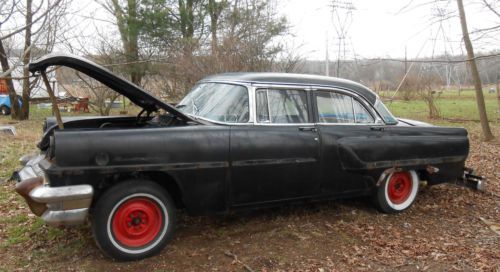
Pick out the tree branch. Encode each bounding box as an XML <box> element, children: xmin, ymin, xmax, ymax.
<box><xmin>0</xmin><ymin>0</ymin><xmax>62</xmax><ymax>40</ymax></box>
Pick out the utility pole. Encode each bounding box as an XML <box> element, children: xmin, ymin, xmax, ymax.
<box><xmin>404</xmin><ymin>46</ymin><xmax>408</xmax><ymax>74</ymax></box>
<box><xmin>325</xmin><ymin>33</ymin><xmax>329</xmax><ymax>76</ymax></box>
<box><xmin>456</xmin><ymin>0</ymin><xmax>494</xmax><ymax>141</ymax></box>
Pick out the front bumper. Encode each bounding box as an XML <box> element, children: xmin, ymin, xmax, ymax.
<box><xmin>15</xmin><ymin>154</ymin><xmax>93</xmax><ymax>226</ymax></box>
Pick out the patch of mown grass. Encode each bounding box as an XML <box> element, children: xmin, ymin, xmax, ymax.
<box><xmin>384</xmin><ymin>89</ymin><xmax>498</xmax><ymax>122</ymax></box>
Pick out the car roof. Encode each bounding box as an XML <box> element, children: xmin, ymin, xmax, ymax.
<box><xmin>200</xmin><ymin>72</ymin><xmax>378</xmax><ymax>105</ymax></box>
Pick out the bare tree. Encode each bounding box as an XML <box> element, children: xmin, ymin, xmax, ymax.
<box><xmin>456</xmin><ymin>0</ymin><xmax>494</xmax><ymax>141</ymax></box>
<box><xmin>0</xmin><ymin>0</ymin><xmax>67</xmax><ymax>120</ymax></box>
<box><xmin>0</xmin><ymin>39</ymin><xmax>21</xmax><ymax>118</ymax></box>
<box><xmin>20</xmin><ymin>0</ymin><xmax>32</xmax><ymax>119</ymax></box>
<box><xmin>0</xmin><ymin>0</ymin><xmax>22</xmax><ymax>119</ymax></box>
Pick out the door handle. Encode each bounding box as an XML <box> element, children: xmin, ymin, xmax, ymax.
<box><xmin>298</xmin><ymin>127</ymin><xmax>317</xmax><ymax>132</ymax></box>
<box><xmin>370</xmin><ymin>126</ymin><xmax>385</xmax><ymax>131</ymax></box>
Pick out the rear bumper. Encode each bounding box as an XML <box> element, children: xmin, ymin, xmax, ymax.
<box><xmin>15</xmin><ymin>154</ymin><xmax>93</xmax><ymax>226</ymax></box>
<box><xmin>457</xmin><ymin>168</ymin><xmax>486</xmax><ymax>191</ymax></box>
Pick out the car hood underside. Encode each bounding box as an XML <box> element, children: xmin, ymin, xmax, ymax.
<box><xmin>28</xmin><ymin>53</ymin><xmax>194</xmax><ymax>122</ymax></box>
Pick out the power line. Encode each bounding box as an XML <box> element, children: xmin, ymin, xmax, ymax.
<box><xmin>363</xmin><ymin>53</ymin><xmax>500</xmax><ymax>64</ymax></box>
<box><xmin>2</xmin><ymin>52</ymin><xmax>499</xmax><ymax>81</ymax></box>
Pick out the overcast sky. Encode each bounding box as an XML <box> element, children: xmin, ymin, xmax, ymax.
<box><xmin>6</xmin><ymin>0</ymin><xmax>499</xmax><ymax>61</ymax></box>
<box><xmin>279</xmin><ymin>0</ymin><xmax>499</xmax><ymax>60</ymax></box>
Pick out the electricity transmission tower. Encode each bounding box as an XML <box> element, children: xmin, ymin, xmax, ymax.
<box><xmin>330</xmin><ymin>0</ymin><xmax>355</xmax><ymax>78</ymax></box>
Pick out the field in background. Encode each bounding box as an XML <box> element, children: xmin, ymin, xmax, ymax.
<box><xmin>0</xmin><ymin>95</ymin><xmax>498</xmax><ymax>271</ymax></box>
<box><xmin>380</xmin><ymin>89</ymin><xmax>499</xmax><ymax>123</ymax></box>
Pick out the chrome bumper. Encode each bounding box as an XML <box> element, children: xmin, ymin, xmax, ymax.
<box><xmin>457</xmin><ymin>167</ymin><xmax>486</xmax><ymax>191</ymax></box>
<box><xmin>15</xmin><ymin>154</ymin><xmax>93</xmax><ymax>226</ymax></box>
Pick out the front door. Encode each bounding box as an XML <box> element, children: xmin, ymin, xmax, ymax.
<box><xmin>230</xmin><ymin>88</ymin><xmax>321</xmax><ymax>205</ymax></box>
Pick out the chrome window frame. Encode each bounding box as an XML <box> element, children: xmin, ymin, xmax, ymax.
<box><xmin>190</xmin><ymin>80</ymin><xmax>386</xmax><ymax>126</ymax></box>
<box><xmin>253</xmin><ymin>86</ymin><xmax>312</xmax><ymax>126</ymax></box>
<box><xmin>183</xmin><ymin>80</ymin><xmax>255</xmax><ymax>126</ymax></box>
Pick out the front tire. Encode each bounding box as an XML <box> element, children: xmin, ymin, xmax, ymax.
<box><xmin>374</xmin><ymin>170</ymin><xmax>419</xmax><ymax>213</ymax></box>
<box><xmin>92</xmin><ymin>180</ymin><xmax>176</xmax><ymax>261</ymax></box>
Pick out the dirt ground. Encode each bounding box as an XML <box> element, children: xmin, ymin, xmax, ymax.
<box><xmin>0</xmin><ymin>121</ymin><xmax>499</xmax><ymax>272</ymax></box>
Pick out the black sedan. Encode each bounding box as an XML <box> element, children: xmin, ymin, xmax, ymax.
<box><xmin>14</xmin><ymin>54</ymin><xmax>483</xmax><ymax>261</ymax></box>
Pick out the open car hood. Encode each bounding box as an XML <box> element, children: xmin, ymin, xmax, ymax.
<box><xmin>29</xmin><ymin>53</ymin><xmax>194</xmax><ymax>122</ymax></box>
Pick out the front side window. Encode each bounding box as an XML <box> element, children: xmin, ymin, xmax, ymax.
<box><xmin>178</xmin><ymin>83</ymin><xmax>249</xmax><ymax>123</ymax></box>
<box><xmin>316</xmin><ymin>91</ymin><xmax>374</xmax><ymax>124</ymax></box>
<box><xmin>256</xmin><ymin>89</ymin><xmax>309</xmax><ymax>123</ymax></box>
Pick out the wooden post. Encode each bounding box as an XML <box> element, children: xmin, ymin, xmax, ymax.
<box><xmin>41</xmin><ymin>71</ymin><xmax>64</xmax><ymax>129</ymax></box>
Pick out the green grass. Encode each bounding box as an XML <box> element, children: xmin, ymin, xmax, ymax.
<box><xmin>0</xmin><ymin>215</ymin><xmax>45</xmax><ymax>247</ymax></box>
<box><xmin>380</xmin><ymin>89</ymin><xmax>499</xmax><ymax>123</ymax></box>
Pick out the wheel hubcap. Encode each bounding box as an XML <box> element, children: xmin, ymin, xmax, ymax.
<box><xmin>112</xmin><ymin>197</ymin><xmax>163</xmax><ymax>248</ymax></box>
<box><xmin>387</xmin><ymin>172</ymin><xmax>413</xmax><ymax>204</ymax></box>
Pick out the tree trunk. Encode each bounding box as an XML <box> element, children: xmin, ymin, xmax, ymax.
<box><xmin>20</xmin><ymin>0</ymin><xmax>33</xmax><ymax>120</ymax></box>
<box><xmin>110</xmin><ymin>0</ymin><xmax>143</xmax><ymax>86</ymax></box>
<box><xmin>126</xmin><ymin>0</ymin><xmax>142</xmax><ymax>86</ymax></box>
<box><xmin>456</xmin><ymin>0</ymin><xmax>494</xmax><ymax>141</ymax></box>
<box><xmin>208</xmin><ymin>0</ymin><xmax>223</xmax><ymax>56</ymax></box>
<box><xmin>496</xmin><ymin>72</ymin><xmax>500</xmax><ymax>112</ymax></box>
<box><xmin>179</xmin><ymin>0</ymin><xmax>195</xmax><ymax>58</ymax></box>
<box><xmin>0</xmin><ymin>39</ymin><xmax>21</xmax><ymax>119</ymax></box>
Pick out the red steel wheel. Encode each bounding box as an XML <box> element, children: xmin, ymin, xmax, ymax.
<box><xmin>112</xmin><ymin>197</ymin><xmax>163</xmax><ymax>248</ymax></box>
<box><xmin>374</xmin><ymin>170</ymin><xmax>419</xmax><ymax>213</ymax></box>
<box><xmin>387</xmin><ymin>172</ymin><xmax>412</xmax><ymax>204</ymax></box>
<box><xmin>92</xmin><ymin>180</ymin><xmax>176</xmax><ymax>261</ymax></box>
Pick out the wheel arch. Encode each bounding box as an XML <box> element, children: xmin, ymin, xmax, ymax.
<box><xmin>139</xmin><ymin>171</ymin><xmax>185</xmax><ymax>209</ymax></box>
<box><xmin>92</xmin><ymin>171</ymin><xmax>185</xmax><ymax>211</ymax></box>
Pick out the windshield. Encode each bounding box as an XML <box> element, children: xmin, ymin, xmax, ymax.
<box><xmin>374</xmin><ymin>99</ymin><xmax>398</xmax><ymax>125</ymax></box>
<box><xmin>177</xmin><ymin>83</ymin><xmax>249</xmax><ymax>123</ymax></box>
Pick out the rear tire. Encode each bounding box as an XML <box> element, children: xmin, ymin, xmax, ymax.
<box><xmin>0</xmin><ymin>105</ymin><xmax>10</xmax><ymax>115</ymax></box>
<box><xmin>92</xmin><ymin>180</ymin><xmax>176</xmax><ymax>261</ymax></box>
<box><xmin>374</xmin><ymin>170</ymin><xmax>419</xmax><ymax>213</ymax></box>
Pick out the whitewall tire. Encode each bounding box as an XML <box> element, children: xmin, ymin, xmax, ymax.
<box><xmin>374</xmin><ymin>170</ymin><xmax>419</xmax><ymax>213</ymax></box>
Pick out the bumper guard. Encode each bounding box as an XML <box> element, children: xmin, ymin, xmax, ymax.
<box><xmin>15</xmin><ymin>154</ymin><xmax>93</xmax><ymax>226</ymax></box>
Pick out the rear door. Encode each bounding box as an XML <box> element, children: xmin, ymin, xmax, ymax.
<box><xmin>230</xmin><ymin>88</ymin><xmax>321</xmax><ymax>205</ymax></box>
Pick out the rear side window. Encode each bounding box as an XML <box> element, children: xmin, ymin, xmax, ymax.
<box><xmin>353</xmin><ymin>99</ymin><xmax>375</xmax><ymax>123</ymax></box>
<box><xmin>316</xmin><ymin>91</ymin><xmax>374</xmax><ymax>124</ymax></box>
<box><xmin>256</xmin><ymin>89</ymin><xmax>309</xmax><ymax>123</ymax></box>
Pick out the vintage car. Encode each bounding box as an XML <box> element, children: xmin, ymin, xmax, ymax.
<box><xmin>14</xmin><ymin>54</ymin><xmax>484</xmax><ymax>261</ymax></box>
